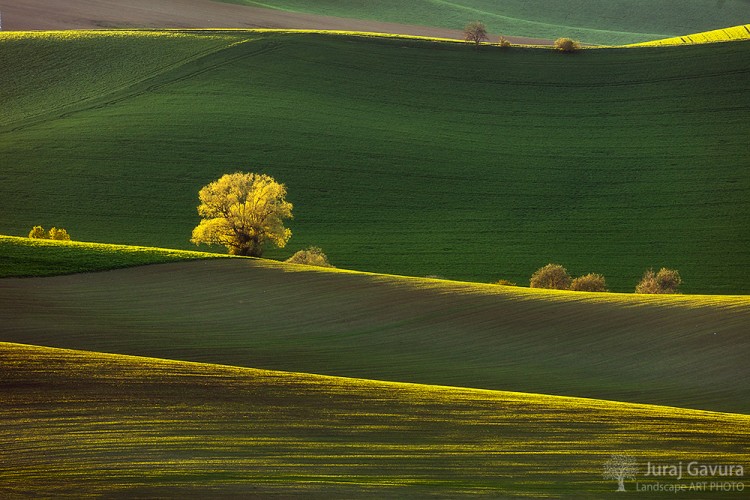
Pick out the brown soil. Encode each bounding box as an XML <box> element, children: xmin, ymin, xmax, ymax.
<box><xmin>0</xmin><ymin>0</ymin><xmax>553</xmax><ymax>44</ymax></box>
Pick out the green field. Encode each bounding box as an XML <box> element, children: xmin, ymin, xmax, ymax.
<box><xmin>2</xmin><ymin>31</ymin><xmax>749</xmax><ymax>293</ymax></box>
<box><xmin>221</xmin><ymin>0</ymin><xmax>750</xmax><ymax>44</ymax></box>
<box><xmin>0</xmin><ymin>235</ymin><xmax>226</xmax><ymax>277</ymax></box>
<box><xmin>3</xmin><ymin>19</ymin><xmax>749</xmax><ymax>499</ymax></box>
<box><xmin>2</xmin><ymin>342</ymin><xmax>747</xmax><ymax>497</ymax></box>
<box><xmin>0</xmin><ymin>30</ymin><xmax>247</xmax><ymax>127</ymax></box>
<box><xmin>2</xmin><ymin>240</ymin><xmax>748</xmax><ymax>414</ymax></box>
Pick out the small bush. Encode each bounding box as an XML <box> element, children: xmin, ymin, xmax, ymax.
<box><xmin>48</xmin><ymin>227</ymin><xmax>71</xmax><ymax>241</ymax></box>
<box><xmin>635</xmin><ymin>268</ymin><xmax>682</xmax><ymax>294</ymax></box>
<box><xmin>498</xmin><ymin>36</ymin><xmax>512</xmax><ymax>48</ymax></box>
<box><xmin>285</xmin><ymin>246</ymin><xmax>334</xmax><ymax>268</ymax></box>
<box><xmin>494</xmin><ymin>279</ymin><xmax>517</xmax><ymax>286</ymax></box>
<box><xmin>554</xmin><ymin>38</ymin><xmax>581</xmax><ymax>53</ymax></box>
<box><xmin>28</xmin><ymin>226</ymin><xmax>46</xmax><ymax>239</ymax></box>
<box><xmin>570</xmin><ymin>273</ymin><xmax>608</xmax><ymax>292</ymax></box>
<box><xmin>28</xmin><ymin>226</ymin><xmax>71</xmax><ymax>241</ymax></box>
<box><xmin>530</xmin><ymin>263</ymin><xmax>571</xmax><ymax>290</ymax></box>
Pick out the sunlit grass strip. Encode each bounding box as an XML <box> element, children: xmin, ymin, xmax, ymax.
<box><xmin>0</xmin><ymin>29</ymin><xmax>246</xmax><ymax>41</ymax></box>
<box><xmin>3</xmin><ymin>25</ymin><xmax>748</xmax><ymax>53</ymax></box>
<box><xmin>0</xmin><ymin>235</ymin><xmax>229</xmax><ymax>277</ymax></box>
<box><xmin>263</xmin><ymin>258</ymin><xmax>750</xmax><ymax>310</ymax></box>
<box><xmin>1</xmin><ymin>342</ymin><xmax>748</xmax><ymax>497</ymax></box>
<box><xmin>625</xmin><ymin>24</ymin><xmax>750</xmax><ymax>47</ymax></box>
<box><xmin>0</xmin><ymin>27</ymin><xmax>550</xmax><ymax>49</ymax></box>
<box><xmin>0</xmin><ymin>27</ymin><xmax>457</xmax><ymax>44</ymax></box>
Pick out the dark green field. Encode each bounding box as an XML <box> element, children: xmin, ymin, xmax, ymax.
<box><xmin>221</xmin><ymin>0</ymin><xmax>750</xmax><ymax>45</ymax></box>
<box><xmin>2</xmin><ymin>31</ymin><xmax>749</xmax><ymax>293</ymax></box>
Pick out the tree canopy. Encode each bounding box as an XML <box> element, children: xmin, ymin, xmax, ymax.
<box><xmin>464</xmin><ymin>21</ymin><xmax>489</xmax><ymax>46</ymax></box>
<box><xmin>191</xmin><ymin>172</ymin><xmax>292</xmax><ymax>257</ymax></box>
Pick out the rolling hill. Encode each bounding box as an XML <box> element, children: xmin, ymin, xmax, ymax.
<box><xmin>6</xmin><ymin>0</ymin><xmax>749</xmax><ymax>45</ymax></box>
<box><xmin>1</xmin><ymin>238</ymin><xmax>748</xmax><ymax>414</ymax></box>
<box><xmin>220</xmin><ymin>0</ymin><xmax>750</xmax><ymax>45</ymax></box>
<box><xmin>2</xmin><ymin>342</ymin><xmax>747</xmax><ymax>497</ymax></box>
<box><xmin>1</xmin><ymin>31</ymin><xmax>748</xmax><ymax>293</ymax></box>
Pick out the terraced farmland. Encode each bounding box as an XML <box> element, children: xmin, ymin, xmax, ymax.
<box><xmin>1</xmin><ymin>342</ymin><xmax>747</xmax><ymax>497</ymax></box>
<box><xmin>1</xmin><ymin>31</ymin><xmax>749</xmax><ymax>292</ymax></box>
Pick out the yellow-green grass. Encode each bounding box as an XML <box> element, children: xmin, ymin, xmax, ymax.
<box><xmin>1</xmin><ymin>342</ymin><xmax>747</xmax><ymax>498</ymax></box>
<box><xmin>2</xmin><ymin>254</ymin><xmax>748</xmax><ymax>414</ymax></box>
<box><xmin>219</xmin><ymin>0</ymin><xmax>750</xmax><ymax>45</ymax></box>
<box><xmin>626</xmin><ymin>24</ymin><xmax>750</xmax><ymax>47</ymax></box>
<box><xmin>0</xmin><ymin>235</ymin><xmax>227</xmax><ymax>277</ymax></box>
<box><xmin>2</xmin><ymin>31</ymin><xmax>749</xmax><ymax>293</ymax></box>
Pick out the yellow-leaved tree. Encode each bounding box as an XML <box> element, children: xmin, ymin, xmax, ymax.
<box><xmin>190</xmin><ymin>172</ymin><xmax>293</xmax><ymax>257</ymax></box>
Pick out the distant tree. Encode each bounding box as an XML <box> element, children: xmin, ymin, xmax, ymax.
<box><xmin>530</xmin><ymin>263</ymin><xmax>572</xmax><ymax>290</ymax></box>
<box><xmin>28</xmin><ymin>226</ymin><xmax>47</xmax><ymax>239</ymax></box>
<box><xmin>285</xmin><ymin>246</ymin><xmax>334</xmax><ymax>268</ymax></box>
<box><xmin>570</xmin><ymin>273</ymin><xmax>608</xmax><ymax>292</ymax></box>
<box><xmin>635</xmin><ymin>268</ymin><xmax>682</xmax><ymax>294</ymax></box>
<box><xmin>554</xmin><ymin>38</ymin><xmax>581</xmax><ymax>52</ymax></box>
<box><xmin>464</xmin><ymin>21</ymin><xmax>488</xmax><ymax>47</ymax></box>
<box><xmin>48</xmin><ymin>227</ymin><xmax>71</xmax><ymax>241</ymax></box>
<box><xmin>191</xmin><ymin>172</ymin><xmax>293</xmax><ymax>257</ymax></box>
<box><xmin>497</xmin><ymin>36</ymin><xmax>512</xmax><ymax>48</ymax></box>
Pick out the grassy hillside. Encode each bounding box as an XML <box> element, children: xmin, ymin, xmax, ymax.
<box><xmin>0</xmin><ymin>30</ymin><xmax>248</xmax><ymax>127</ymax></box>
<box><xmin>1</xmin><ymin>31</ymin><xmax>749</xmax><ymax>293</ymax></box>
<box><xmin>0</xmin><ymin>235</ymin><xmax>225</xmax><ymax>277</ymax></box>
<box><xmin>221</xmin><ymin>0</ymin><xmax>750</xmax><ymax>45</ymax></box>
<box><xmin>2</xmin><ymin>342</ymin><xmax>747</xmax><ymax>497</ymax></box>
<box><xmin>2</xmin><ymin>254</ymin><xmax>748</xmax><ymax>413</ymax></box>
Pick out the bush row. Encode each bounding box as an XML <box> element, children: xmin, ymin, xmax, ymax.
<box><xmin>501</xmin><ymin>263</ymin><xmax>682</xmax><ymax>294</ymax></box>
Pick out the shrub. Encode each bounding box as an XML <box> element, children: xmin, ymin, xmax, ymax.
<box><xmin>635</xmin><ymin>268</ymin><xmax>682</xmax><ymax>294</ymax></box>
<box><xmin>48</xmin><ymin>227</ymin><xmax>71</xmax><ymax>241</ymax></box>
<box><xmin>498</xmin><ymin>36</ymin><xmax>512</xmax><ymax>48</ymax></box>
<box><xmin>570</xmin><ymin>273</ymin><xmax>608</xmax><ymax>292</ymax></box>
<box><xmin>494</xmin><ymin>279</ymin><xmax>517</xmax><ymax>286</ymax></box>
<box><xmin>28</xmin><ymin>226</ymin><xmax>47</xmax><ymax>239</ymax></box>
<box><xmin>285</xmin><ymin>246</ymin><xmax>334</xmax><ymax>268</ymax></box>
<box><xmin>28</xmin><ymin>226</ymin><xmax>71</xmax><ymax>241</ymax></box>
<box><xmin>554</xmin><ymin>38</ymin><xmax>581</xmax><ymax>53</ymax></box>
<box><xmin>530</xmin><ymin>263</ymin><xmax>571</xmax><ymax>290</ymax></box>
